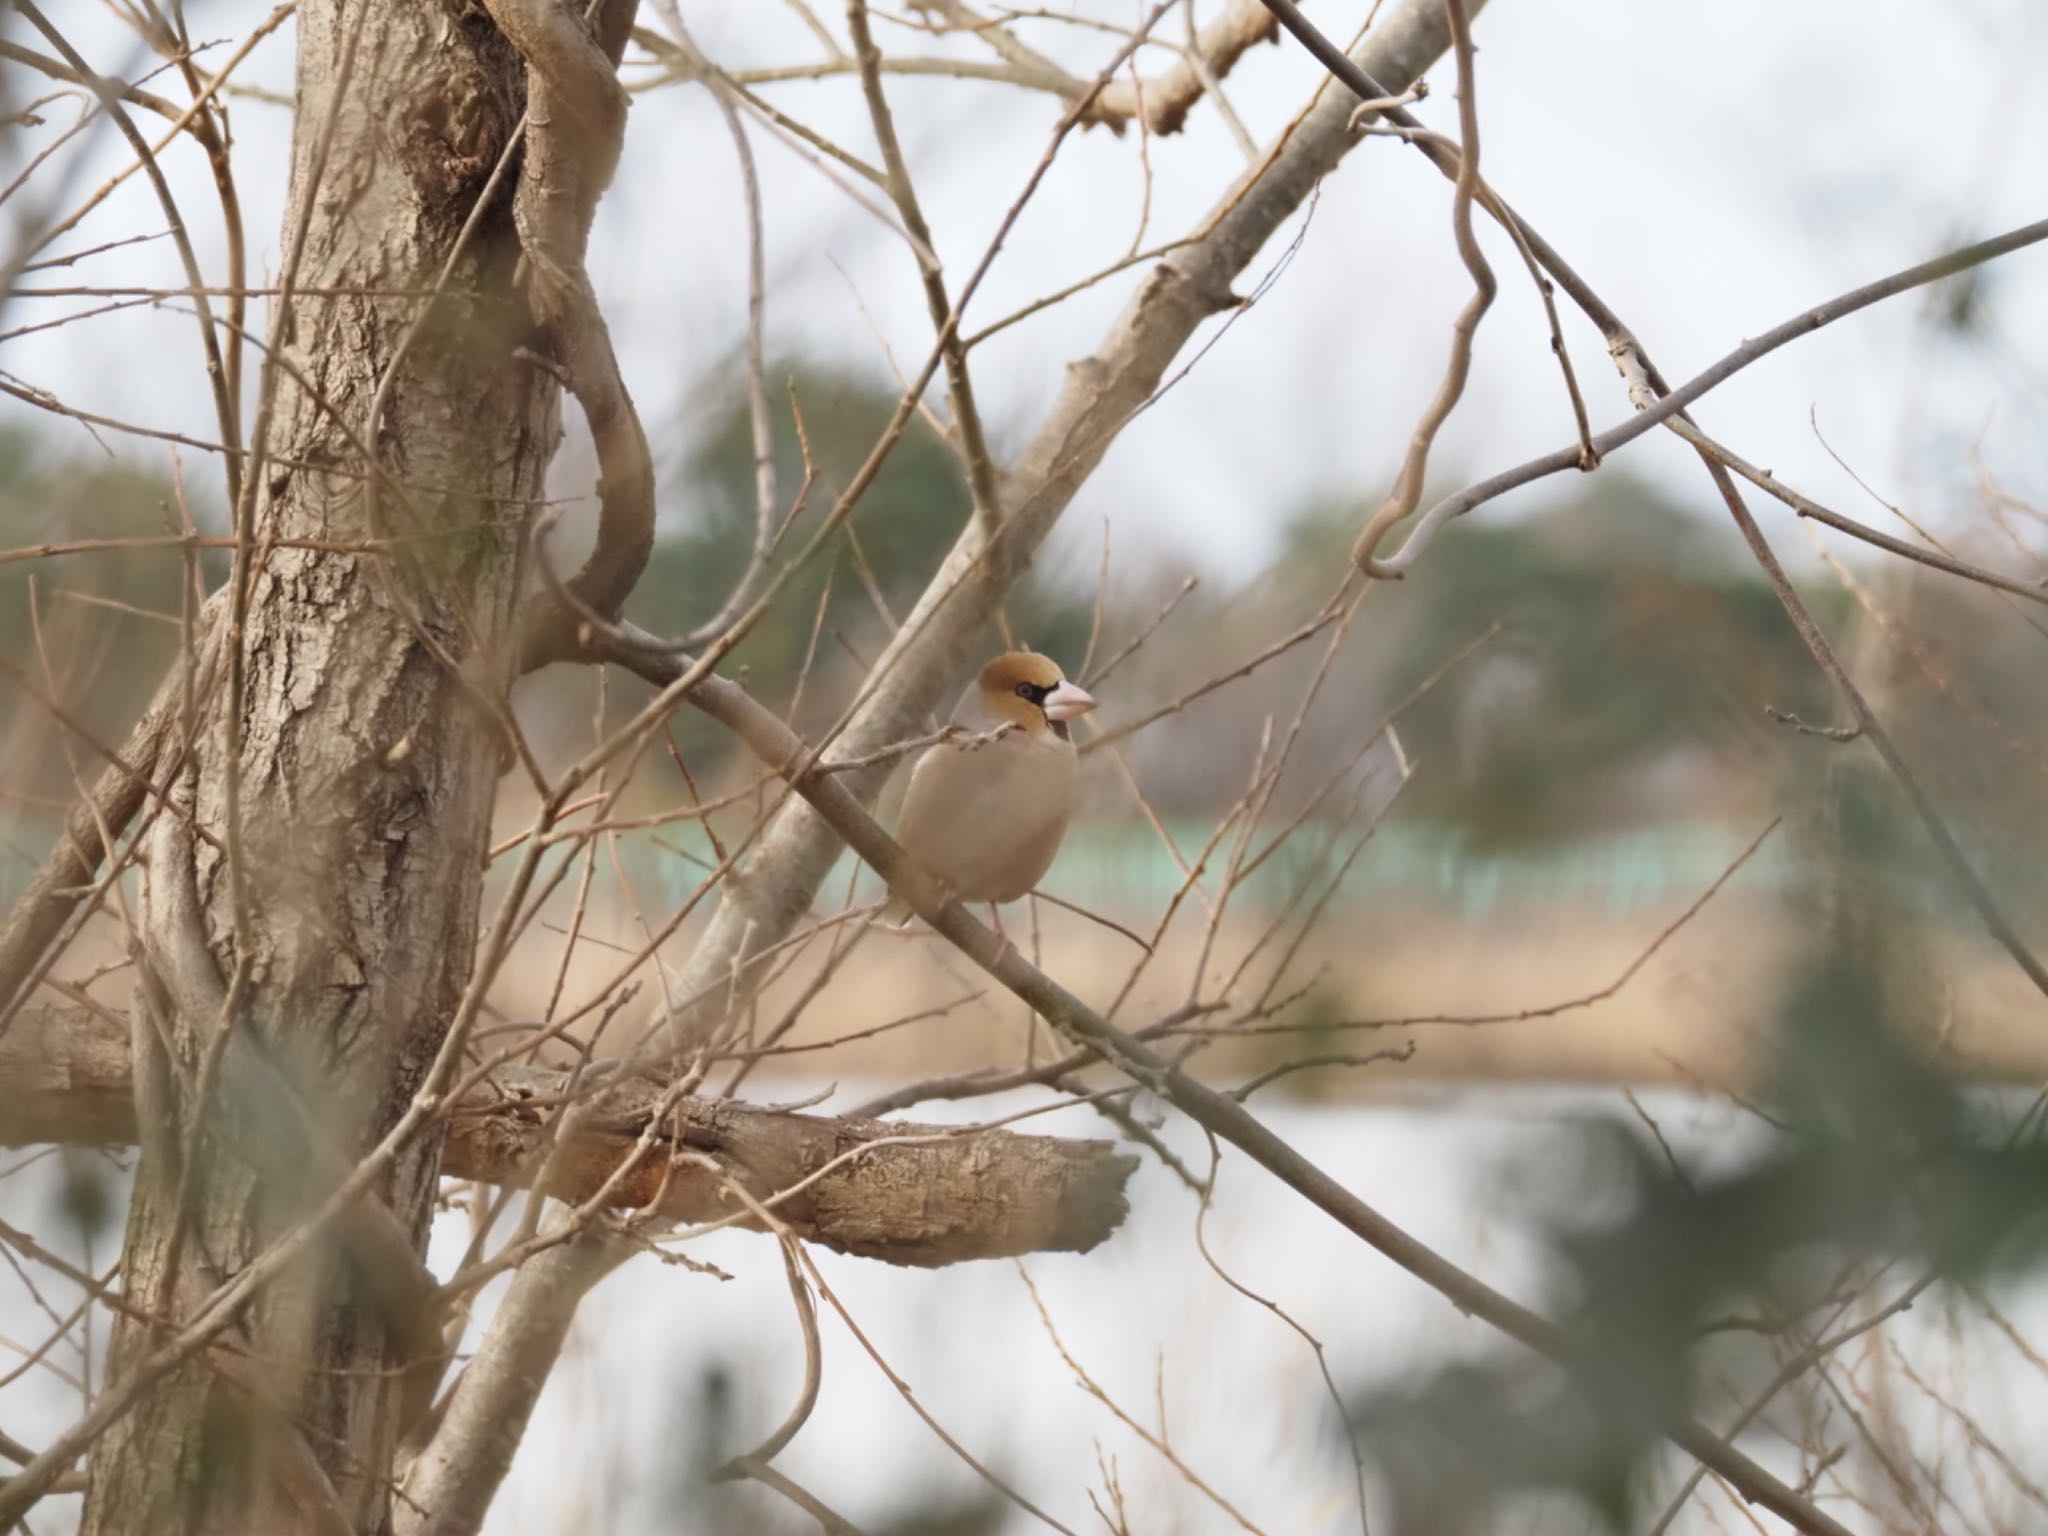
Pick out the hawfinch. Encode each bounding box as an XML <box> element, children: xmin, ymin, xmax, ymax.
<box><xmin>890</xmin><ymin>651</ymin><xmax>1097</xmax><ymax>915</ymax></box>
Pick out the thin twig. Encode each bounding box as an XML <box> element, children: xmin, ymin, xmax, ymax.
<box><xmin>1348</xmin><ymin>0</ymin><xmax>1493</xmax><ymax>572</ymax></box>
<box><xmin>1374</xmin><ymin>215</ymin><xmax>2048</xmax><ymax>575</ymax></box>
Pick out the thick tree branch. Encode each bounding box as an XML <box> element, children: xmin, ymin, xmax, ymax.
<box><xmin>490</xmin><ymin>0</ymin><xmax>657</xmax><ymax>669</ymax></box>
<box><xmin>1093</xmin><ymin>0</ymin><xmax>1283</xmax><ymax>136</ymax></box>
<box><xmin>0</xmin><ymin>1005</ymin><xmax>1138</xmax><ymax>1267</ymax></box>
<box><xmin>393</xmin><ymin>1231</ymin><xmax>629</xmax><ymax>1536</ymax></box>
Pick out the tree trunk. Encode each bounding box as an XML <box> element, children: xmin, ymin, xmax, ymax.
<box><xmin>84</xmin><ymin>5</ymin><xmax>554</xmax><ymax>1531</ymax></box>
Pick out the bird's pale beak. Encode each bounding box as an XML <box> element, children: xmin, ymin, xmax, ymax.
<box><xmin>1042</xmin><ymin>680</ymin><xmax>1097</xmax><ymax>721</ymax></box>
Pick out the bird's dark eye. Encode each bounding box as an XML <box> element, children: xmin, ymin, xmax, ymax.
<box><xmin>1015</xmin><ymin>682</ymin><xmax>1041</xmax><ymax>703</ymax></box>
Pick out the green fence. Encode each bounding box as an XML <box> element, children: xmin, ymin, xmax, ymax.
<box><xmin>13</xmin><ymin>815</ymin><xmax>2023</xmax><ymax>930</ymax></box>
<box><xmin>613</xmin><ymin>819</ymin><xmax>1805</xmax><ymax>921</ymax></box>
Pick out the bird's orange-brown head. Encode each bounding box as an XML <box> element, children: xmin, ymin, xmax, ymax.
<box><xmin>977</xmin><ymin>651</ymin><xmax>1096</xmax><ymax>739</ymax></box>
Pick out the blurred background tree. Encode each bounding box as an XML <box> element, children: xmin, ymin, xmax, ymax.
<box><xmin>0</xmin><ymin>425</ymin><xmax>222</xmax><ymax>813</ymax></box>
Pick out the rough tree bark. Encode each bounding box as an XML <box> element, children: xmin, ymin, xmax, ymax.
<box><xmin>2</xmin><ymin>1004</ymin><xmax>1138</xmax><ymax>1266</ymax></box>
<box><xmin>83</xmin><ymin>6</ymin><xmax>557</xmax><ymax>1531</ymax></box>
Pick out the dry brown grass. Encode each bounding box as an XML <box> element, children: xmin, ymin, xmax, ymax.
<box><xmin>477</xmin><ymin>888</ymin><xmax>2048</xmax><ymax>1098</ymax></box>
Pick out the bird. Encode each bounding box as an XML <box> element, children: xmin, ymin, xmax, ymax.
<box><xmin>887</xmin><ymin>651</ymin><xmax>1096</xmax><ymax>922</ymax></box>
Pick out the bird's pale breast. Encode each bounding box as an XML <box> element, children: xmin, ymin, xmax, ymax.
<box><xmin>896</xmin><ymin>729</ymin><xmax>1077</xmax><ymax>903</ymax></box>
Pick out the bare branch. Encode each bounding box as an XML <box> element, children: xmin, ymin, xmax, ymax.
<box><xmin>846</xmin><ymin>0</ymin><xmax>1006</xmax><ymax>531</ymax></box>
<box><xmin>1349</xmin><ymin>0</ymin><xmax>1494</xmax><ymax>572</ymax></box>
<box><xmin>15</xmin><ymin>3</ymin><xmax>245</xmax><ymax>510</ymax></box>
<box><xmin>1261</xmin><ymin>0</ymin><xmax>2048</xmax><ymax>1025</ymax></box>
<box><xmin>394</xmin><ymin>1231</ymin><xmax>629</xmax><ymax>1536</ymax></box>
<box><xmin>1607</xmin><ymin>341</ymin><xmax>2048</xmax><ymax>1010</ymax></box>
<box><xmin>0</xmin><ymin>1005</ymin><xmax>1140</xmax><ymax>1267</ymax></box>
<box><xmin>488</xmin><ymin>0</ymin><xmax>657</xmax><ymax>668</ymax></box>
<box><xmin>1371</xmin><ymin>213</ymin><xmax>2048</xmax><ymax>574</ymax></box>
<box><xmin>595</xmin><ymin>627</ymin><xmax>1861</xmax><ymax>1536</ymax></box>
<box><xmin>644</xmin><ymin>0</ymin><xmax>1466</xmax><ymax>1063</ymax></box>
<box><xmin>1665</xmin><ymin>415</ymin><xmax>2048</xmax><ymax>606</ymax></box>
<box><xmin>1095</xmin><ymin>0</ymin><xmax>1281</xmax><ymax>138</ymax></box>
<box><xmin>0</xmin><ymin>605</ymin><xmax>224</xmax><ymax>1035</ymax></box>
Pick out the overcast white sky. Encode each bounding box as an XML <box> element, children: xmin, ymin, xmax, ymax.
<box><xmin>3</xmin><ymin>0</ymin><xmax>2044</xmax><ymax>584</ymax></box>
